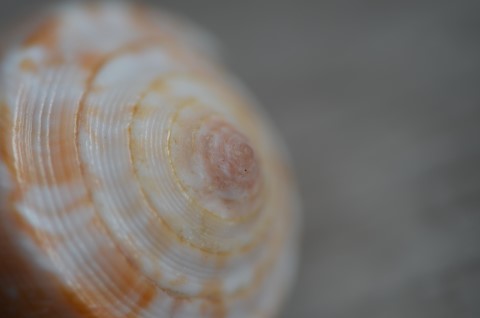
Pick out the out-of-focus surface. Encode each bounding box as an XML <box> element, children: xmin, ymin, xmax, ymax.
<box><xmin>1</xmin><ymin>1</ymin><xmax>480</xmax><ymax>317</ymax></box>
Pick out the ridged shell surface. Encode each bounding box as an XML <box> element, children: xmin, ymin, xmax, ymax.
<box><xmin>0</xmin><ymin>3</ymin><xmax>300</xmax><ymax>318</ymax></box>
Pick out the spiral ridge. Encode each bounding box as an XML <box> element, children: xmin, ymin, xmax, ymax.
<box><xmin>0</xmin><ymin>3</ymin><xmax>300</xmax><ymax>318</ymax></box>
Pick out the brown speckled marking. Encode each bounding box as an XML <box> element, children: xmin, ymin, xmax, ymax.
<box><xmin>23</xmin><ymin>17</ymin><xmax>59</xmax><ymax>49</ymax></box>
<box><xmin>74</xmin><ymin>39</ymin><xmax>153</xmax><ymax>310</ymax></box>
<box><xmin>61</xmin><ymin>193</ymin><xmax>91</xmax><ymax>216</ymax></box>
<box><xmin>60</xmin><ymin>285</ymin><xmax>106</xmax><ymax>318</ymax></box>
<box><xmin>69</xmin><ymin>43</ymin><xmax>170</xmax><ymax>316</ymax></box>
<box><xmin>0</xmin><ymin>103</ymin><xmax>14</xmax><ymax>173</ymax></box>
<box><xmin>168</xmin><ymin>275</ymin><xmax>187</xmax><ymax>288</ymax></box>
<box><xmin>12</xmin><ymin>103</ymin><xmax>81</xmax><ymax>186</ymax></box>
<box><xmin>8</xmin><ymin>19</ymin><xmax>169</xmax><ymax>318</ymax></box>
<box><xmin>124</xmin><ymin>281</ymin><xmax>157</xmax><ymax>318</ymax></box>
<box><xmin>80</xmin><ymin>203</ymin><xmax>283</xmax><ymax>315</ymax></box>
<box><xmin>46</xmin><ymin>111</ymin><xmax>83</xmax><ymax>185</ymax></box>
<box><xmin>19</xmin><ymin>59</ymin><xmax>38</xmax><ymax>73</ymax></box>
<box><xmin>202</xmin><ymin>280</ymin><xmax>226</xmax><ymax>318</ymax></box>
<box><xmin>200</xmin><ymin>280</ymin><xmax>223</xmax><ymax>299</ymax></box>
<box><xmin>150</xmin><ymin>77</ymin><xmax>169</xmax><ymax>92</ymax></box>
<box><xmin>78</xmin><ymin>52</ymin><xmax>104</xmax><ymax>71</ymax></box>
<box><xmin>10</xmin><ymin>212</ymin><xmax>65</xmax><ymax>251</ymax></box>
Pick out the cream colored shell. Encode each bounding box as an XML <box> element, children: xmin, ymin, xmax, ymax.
<box><xmin>0</xmin><ymin>3</ymin><xmax>300</xmax><ymax>318</ymax></box>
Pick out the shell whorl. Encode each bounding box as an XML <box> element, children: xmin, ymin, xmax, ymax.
<box><xmin>0</xmin><ymin>3</ymin><xmax>300</xmax><ymax>318</ymax></box>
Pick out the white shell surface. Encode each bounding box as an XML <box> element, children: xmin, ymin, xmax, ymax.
<box><xmin>0</xmin><ymin>3</ymin><xmax>301</xmax><ymax>318</ymax></box>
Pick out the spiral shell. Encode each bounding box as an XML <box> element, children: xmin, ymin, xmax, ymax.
<box><xmin>0</xmin><ymin>3</ymin><xmax>300</xmax><ymax>318</ymax></box>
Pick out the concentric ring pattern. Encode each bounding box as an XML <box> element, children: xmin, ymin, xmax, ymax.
<box><xmin>0</xmin><ymin>3</ymin><xmax>300</xmax><ymax>318</ymax></box>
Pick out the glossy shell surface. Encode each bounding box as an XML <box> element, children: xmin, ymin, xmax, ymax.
<box><xmin>0</xmin><ymin>3</ymin><xmax>300</xmax><ymax>318</ymax></box>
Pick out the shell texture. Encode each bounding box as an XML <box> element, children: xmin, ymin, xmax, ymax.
<box><xmin>0</xmin><ymin>3</ymin><xmax>300</xmax><ymax>318</ymax></box>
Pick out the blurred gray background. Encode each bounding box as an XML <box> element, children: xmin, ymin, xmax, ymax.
<box><xmin>2</xmin><ymin>0</ymin><xmax>480</xmax><ymax>317</ymax></box>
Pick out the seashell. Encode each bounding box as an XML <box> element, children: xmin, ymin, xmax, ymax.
<box><xmin>0</xmin><ymin>2</ymin><xmax>301</xmax><ymax>318</ymax></box>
